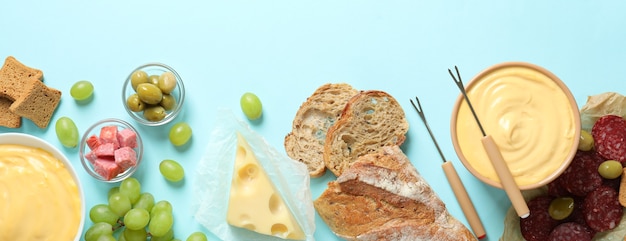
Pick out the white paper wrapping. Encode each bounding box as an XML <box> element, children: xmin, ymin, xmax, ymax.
<box><xmin>192</xmin><ymin>109</ymin><xmax>316</xmax><ymax>241</ymax></box>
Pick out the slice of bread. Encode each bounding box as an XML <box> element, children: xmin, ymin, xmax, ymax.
<box><xmin>0</xmin><ymin>56</ymin><xmax>44</xmax><ymax>128</ymax></box>
<box><xmin>10</xmin><ymin>78</ymin><xmax>61</xmax><ymax>129</ymax></box>
<box><xmin>323</xmin><ymin>90</ymin><xmax>408</xmax><ymax>176</ymax></box>
<box><xmin>284</xmin><ymin>83</ymin><xmax>359</xmax><ymax>177</ymax></box>
<box><xmin>0</xmin><ymin>56</ymin><xmax>43</xmax><ymax>101</ymax></box>
<box><xmin>314</xmin><ymin>146</ymin><xmax>476</xmax><ymax>241</ymax></box>
<box><xmin>0</xmin><ymin>97</ymin><xmax>21</xmax><ymax>128</ymax></box>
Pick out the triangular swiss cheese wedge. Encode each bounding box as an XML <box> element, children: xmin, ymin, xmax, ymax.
<box><xmin>226</xmin><ymin>132</ymin><xmax>306</xmax><ymax>240</ymax></box>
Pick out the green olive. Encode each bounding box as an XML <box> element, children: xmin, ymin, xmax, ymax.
<box><xmin>578</xmin><ymin>130</ymin><xmax>594</xmax><ymax>151</ymax></box>
<box><xmin>143</xmin><ymin>106</ymin><xmax>167</xmax><ymax>121</ymax></box>
<box><xmin>548</xmin><ymin>197</ymin><xmax>574</xmax><ymax>220</ymax></box>
<box><xmin>598</xmin><ymin>160</ymin><xmax>623</xmax><ymax>179</ymax></box>
<box><xmin>126</xmin><ymin>94</ymin><xmax>146</xmax><ymax>112</ymax></box>
<box><xmin>130</xmin><ymin>70</ymin><xmax>148</xmax><ymax>91</ymax></box>
<box><xmin>158</xmin><ymin>72</ymin><xmax>177</xmax><ymax>94</ymax></box>
<box><xmin>160</xmin><ymin>94</ymin><xmax>176</xmax><ymax>111</ymax></box>
<box><xmin>148</xmin><ymin>75</ymin><xmax>160</xmax><ymax>85</ymax></box>
<box><xmin>136</xmin><ymin>83</ymin><xmax>163</xmax><ymax>105</ymax></box>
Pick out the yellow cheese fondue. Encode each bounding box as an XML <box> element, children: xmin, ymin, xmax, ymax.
<box><xmin>453</xmin><ymin>64</ymin><xmax>579</xmax><ymax>189</ymax></box>
<box><xmin>0</xmin><ymin>144</ymin><xmax>82</xmax><ymax>241</ymax></box>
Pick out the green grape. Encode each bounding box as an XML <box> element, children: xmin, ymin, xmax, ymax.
<box><xmin>84</xmin><ymin>222</ymin><xmax>113</xmax><ymax>241</ymax></box>
<box><xmin>598</xmin><ymin>160</ymin><xmax>623</xmax><ymax>179</ymax></box>
<box><xmin>186</xmin><ymin>232</ymin><xmax>208</xmax><ymax>241</ymax></box>
<box><xmin>108</xmin><ymin>192</ymin><xmax>132</xmax><ymax>217</ymax></box>
<box><xmin>149</xmin><ymin>210</ymin><xmax>174</xmax><ymax>237</ymax></box>
<box><xmin>172</xmin><ymin>239</ymin><xmax>182</xmax><ymax>241</ymax></box>
<box><xmin>131</xmin><ymin>70</ymin><xmax>149</xmax><ymax>91</ymax></box>
<box><xmin>108</xmin><ymin>187</ymin><xmax>120</xmax><ymax>199</ymax></box>
<box><xmin>169</xmin><ymin>122</ymin><xmax>192</xmax><ymax>146</ymax></box>
<box><xmin>123</xmin><ymin>225</ymin><xmax>148</xmax><ymax>241</ymax></box>
<box><xmin>548</xmin><ymin>197</ymin><xmax>574</xmax><ymax>220</ymax></box>
<box><xmin>159</xmin><ymin>159</ymin><xmax>185</xmax><ymax>182</ymax></box>
<box><xmin>96</xmin><ymin>234</ymin><xmax>116</xmax><ymax>241</ymax></box>
<box><xmin>240</xmin><ymin>92</ymin><xmax>263</xmax><ymax>120</ymax></box>
<box><xmin>120</xmin><ymin>177</ymin><xmax>141</xmax><ymax>204</ymax></box>
<box><xmin>118</xmin><ymin>232</ymin><xmax>127</xmax><ymax>241</ymax></box>
<box><xmin>55</xmin><ymin>116</ymin><xmax>79</xmax><ymax>148</ymax></box>
<box><xmin>89</xmin><ymin>204</ymin><xmax>119</xmax><ymax>225</ymax></box>
<box><xmin>133</xmin><ymin>193</ymin><xmax>155</xmax><ymax>212</ymax></box>
<box><xmin>124</xmin><ymin>208</ymin><xmax>150</xmax><ymax>230</ymax></box>
<box><xmin>70</xmin><ymin>80</ymin><xmax>94</xmax><ymax>101</ymax></box>
<box><xmin>578</xmin><ymin>130</ymin><xmax>594</xmax><ymax>151</ymax></box>
<box><xmin>151</xmin><ymin>200</ymin><xmax>173</xmax><ymax>217</ymax></box>
<box><xmin>150</xmin><ymin>226</ymin><xmax>174</xmax><ymax>241</ymax></box>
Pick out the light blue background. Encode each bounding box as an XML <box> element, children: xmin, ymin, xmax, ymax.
<box><xmin>2</xmin><ymin>1</ymin><xmax>626</xmax><ymax>240</ymax></box>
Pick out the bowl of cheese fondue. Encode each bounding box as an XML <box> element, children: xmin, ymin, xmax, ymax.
<box><xmin>0</xmin><ymin>133</ymin><xmax>84</xmax><ymax>241</ymax></box>
<box><xmin>450</xmin><ymin>62</ymin><xmax>581</xmax><ymax>190</ymax></box>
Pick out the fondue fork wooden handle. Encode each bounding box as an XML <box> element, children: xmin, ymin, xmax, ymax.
<box><xmin>410</xmin><ymin>97</ymin><xmax>486</xmax><ymax>239</ymax></box>
<box><xmin>441</xmin><ymin>161</ymin><xmax>487</xmax><ymax>239</ymax></box>
<box><xmin>481</xmin><ymin>135</ymin><xmax>530</xmax><ymax>218</ymax></box>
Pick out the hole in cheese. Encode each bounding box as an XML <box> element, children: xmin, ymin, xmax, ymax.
<box><xmin>237</xmin><ymin>163</ymin><xmax>259</xmax><ymax>183</ymax></box>
<box><xmin>269</xmin><ymin>193</ymin><xmax>283</xmax><ymax>215</ymax></box>
<box><xmin>271</xmin><ymin>223</ymin><xmax>289</xmax><ymax>238</ymax></box>
<box><xmin>242</xmin><ymin>222</ymin><xmax>256</xmax><ymax>231</ymax></box>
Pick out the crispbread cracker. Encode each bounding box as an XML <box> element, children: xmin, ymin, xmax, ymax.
<box><xmin>0</xmin><ymin>56</ymin><xmax>43</xmax><ymax>101</ymax></box>
<box><xmin>10</xmin><ymin>77</ymin><xmax>61</xmax><ymax>129</ymax></box>
<box><xmin>0</xmin><ymin>97</ymin><xmax>21</xmax><ymax>128</ymax></box>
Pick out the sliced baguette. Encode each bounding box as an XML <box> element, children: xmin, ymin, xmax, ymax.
<box><xmin>284</xmin><ymin>83</ymin><xmax>359</xmax><ymax>177</ymax></box>
<box><xmin>314</xmin><ymin>145</ymin><xmax>476</xmax><ymax>241</ymax></box>
<box><xmin>323</xmin><ymin>90</ymin><xmax>408</xmax><ymax>176</ymax></box>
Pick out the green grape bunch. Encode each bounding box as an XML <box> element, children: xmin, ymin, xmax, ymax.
<box><xmin>84</xmin><ymin>177</ymin><xmax>208</xmax><ymax>241</ymax></box>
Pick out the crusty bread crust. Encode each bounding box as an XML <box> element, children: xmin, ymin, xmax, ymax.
<box><xmin>314</xmin><ymin>146</ymin><xmax>476</xmax><ymax>241</ymax></box>
<box><xmin>284</xmin><ymin>83</ymin><xmax>359</xmax><ymax>177</ymax></box>
<box><xmin>323</xmin><ymin>90</ymin><xmax>408</xmax><ymax>176</ymax></box>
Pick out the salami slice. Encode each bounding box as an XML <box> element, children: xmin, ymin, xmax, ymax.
<box><xmin>559</xmin><ymin>151</ymin><xmax>604</xmax><ymax>197</ymax></box>
<box><xmin>548</xmin><ymin>222</ymin><xmax>593</xmax><ymax>241</ymax></box>
<box><xmin>520</xmin><ymin>196</ymin><xmax>559</xmax><ymax>241</ymax></box>
<box><xmin>583</xmin><ymin>185</ymin><xmax>623</xmax><ymax>232</ymax></box>
<box><xmin>592</xmin><ymin>115</ymin><xmax>626</xmax><ymax>163</ymax></box>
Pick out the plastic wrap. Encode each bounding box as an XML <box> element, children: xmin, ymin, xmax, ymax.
<box><xmin>192</xmin><ymin>109</ymin><xmax>315</xmax><ymax>241</ymax></box>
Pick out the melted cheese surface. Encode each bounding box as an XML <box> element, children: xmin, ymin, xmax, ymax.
<box><xmin>455</xmin><ymin>65</ymin><xmax>578</xmax><ymax>188</ymax></box>
<box><xmin>0</xmin><ymin>144</ymin><xmax>82</xmax><ymax>241</ymax></box>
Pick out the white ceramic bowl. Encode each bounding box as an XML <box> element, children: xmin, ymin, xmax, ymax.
<box><xmin>0</xmin><ymin>133</ymin><xmax>85</xmax><ymax>241</ymax></box>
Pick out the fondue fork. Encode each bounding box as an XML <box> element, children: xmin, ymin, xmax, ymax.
<box><xmin>449</xmin><ymin>66</ymin><xmax>530</xmax><ymax>218</ymax></box>
<box><xmin>410</xmin><ymin>97</ymin><xmax>486</xmax><ymax>239</ymax></box>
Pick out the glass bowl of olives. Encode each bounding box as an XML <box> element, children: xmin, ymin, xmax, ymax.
<box><xmin>122</xmin><ymin>63</ymin><xmax>185</xmax><ymax>126</ymax></box>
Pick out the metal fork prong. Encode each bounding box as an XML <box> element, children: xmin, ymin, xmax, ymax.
<box><xmin>449</xmin><ymin>66</ymin><xmax>466</xmax><ymax>95</ymax></box>
<box><xmin>410</xmin><ymin>96</ymin><xmax>447</xmax><ymax>163</ymax></box>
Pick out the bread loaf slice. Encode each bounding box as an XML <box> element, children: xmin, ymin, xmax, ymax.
<box><xmin>314</xmin><ymin>145</ymin><xmax>476</xmax><ymax>241</ymax></box>
<box><xmin>323</xmin><ymin>90</ymin><xmax>408</xmax><ymax>176</ymax></box>
<box><xmin>284</xmin><ymin>83</ymin><xmax>359</xmax><ymax>177</ymax></box>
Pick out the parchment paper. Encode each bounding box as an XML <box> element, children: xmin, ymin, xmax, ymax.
<box><xmin>192</xmin><ymin>109</ymin><xmax>315</xmax><ymax>241</ymax></box>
